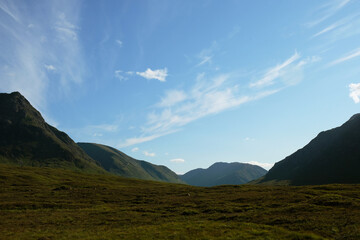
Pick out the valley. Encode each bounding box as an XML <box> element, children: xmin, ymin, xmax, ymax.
<box><xmin>0</xmin><ymin>164</ymin><xmax>359</xmax><ymax>239</ymax></box>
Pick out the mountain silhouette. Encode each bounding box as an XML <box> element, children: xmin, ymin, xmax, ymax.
<box><xmin>258</xmin><ymin>114</ymin><xmax>360</xmax><ymax>185</ymax></box>
<box><xmin>0</xmin><ymin>92</ymin><xmax>105</xmax><ymax>173</ymax></box>
<box><xmin>78</xmin><ymin>142</ymin><xmax>183</xmax><ymax>183</ymax></box>
<box><xmin>180</xmin><ymin>162</ymin><xmax>267</xmax><ymax>187</ymax></box>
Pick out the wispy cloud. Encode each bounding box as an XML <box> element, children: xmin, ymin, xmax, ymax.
<box><xmin>307</xmin><ymin>0</ymin><xmax>351</xmax><ymax>27</ymax></box>
<box><xmin>44</xmin><ymin>64</ymin><xmax>56</xmax><ymax>71</ymax></box>
<box><xmin>136</xmin><ymin>68</ymin><xmax>168</xmax><ymax>82</ymax></box>
<box><xmin>131</xmin><ymin>147</ymin><xmax>139</xmax><ymax>152</ymax></box>
<box><xmin>349</xmin><ymin>83</ymin><xmax>360</xmax><ymax>103</ymax></box>
<box><xmin>156</xmin><ymin>90</ymin><xmax>187</xmax><ymax>108</ymax></box>
<box><xmin>120</xmin><ymin>74</ymin><xmax>281</xmax><ymax>147</ymax></box>
<box><xmin>119</xmin><ymin>51</ymin><xmax>315</xmax><ymax>147</ymax></box>
<box><xmin>329</xmin><ymin>48</ymin><xmax>360</xmax><ymax>66</ymax></box>
<box><xmin>0</xmin><ymin>0</ymin><xmax>85</xmax><ymax>112</ymax></box>
<box><xmin>170</xmin><ymin>158</ymin><xmax>185</xmax><ymax>163</ymax></box>
<box><xmin>119</xmin><ymin>131</ymin><xmax>177</xmax><ymax>148</ymax></box>
<box><xmin>55</xmin><ymin>12</ymin><xmax>78</xmax><ymax>41</ymax></box>
<box><xmin>197</xmin><ymin>55</ymin><xmax>212</xmax><ymax>67</ymax></box>
<box><xmin>312</xmin><ymin>13</ymin><xmax>360</xmax><ymax>40</ymax></box>
<box><xmin>114</xmin><ymin>70</ymin><xmax>127</xmax><ymax>81</ymax></box>
<box><xmin>312</xmin><ymin>22</ymin><xmax>341</xmax><ymax>38</ymax></box>
<box><xmin>116</xmin><ymin>39</ymin><xmax>123</xmax><ymax>47</ymax></box>
<box><xmin>196</xmin><ymin>41</ymin><xmax>217</xmax><ymax>67</ymax></box>
<box><xmin>249</xmin><ymin>52</ymin><xmax>301</xmax><ymax>88</ymax></box>
<box><xmin>143</xmin><ymin>151</ymin><xmax>155</xmax><ymax>157</ymax></box>
<box><xmin>244</xmin><ymin>137</ymin><xmax>255</xmax><ymax>142</ymax></box>
<box><xmin>0</xmin><ymin>0</ymin><xmax>20</xmax><ymax>23</ymax></box>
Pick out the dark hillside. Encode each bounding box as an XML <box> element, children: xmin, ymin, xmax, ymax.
<box><xmin>181</xmin><ymin>162</ymin><xmax>267</xmax><ymax>186</ymax></box>
<box><xmin>259</xmin><ymin>114</ymin><xmax>360</xmax><ymax>185</ymax></box>
<box><xmin>0</xmin><ymin>92</ymin><xmax>104</xmax><ymax>173</ymax></box>
<box><xmin>78</xmin><ymin>142</ymin><xmax>183</xmax><ymax>183</ymax></box>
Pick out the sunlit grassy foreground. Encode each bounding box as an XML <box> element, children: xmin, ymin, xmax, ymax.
<box><xmin>0</xmin><ymin>164</ymin><xmax>359</xmax><ymax>239</ymax></box>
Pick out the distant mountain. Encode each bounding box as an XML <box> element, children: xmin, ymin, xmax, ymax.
<box><xmin>258</xmin><ymin>114</ymin><xmax>360</xmax><ymax>185</ymax></box>
<box><xmin>180</xmin><ymin>162</ymin><xmax>267</xmax><ymax>187</ymax></box>
<box><xmin>78</xmin><ymin>142</ymin><xmax>183</xmax><ymax>183</ymax></box>
<box><xmin>0</xmin><ymin>92</ymin><xmax>105</xmax><ymax>173</ymax></box>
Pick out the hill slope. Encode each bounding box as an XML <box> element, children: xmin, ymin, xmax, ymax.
<box><xmin>78</xmin><ymin>142</ymin><xmax>183</xmax><ymax>183</ymax></box>
<box><xmin>0</xmin><ymin>92</ymin><xmax>105</xmax><ymax>173</ymax></box>
<box><xmin>180</xmin><ymin>162</ymin><xmax>267</xmax><ymax>187</ymax></box>
<box><xmin>259</xmin><ymin>114</ymin><xmax>360</xmax><ymax>185</ymax></box>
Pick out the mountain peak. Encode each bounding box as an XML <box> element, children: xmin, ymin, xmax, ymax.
<box><xmin>0</xmin><ymin>91</ymin><xmax>104</xmax><ymax>173</ymax></box>
<box><xmin>181</xmin><ymin>162</ymin><xmax>267</xmax><ymax>187</ymax></box>
<box><xmin>349</xmin><ymin>113</ymin><xmax>360</xmax><ymax>121</ymax></box>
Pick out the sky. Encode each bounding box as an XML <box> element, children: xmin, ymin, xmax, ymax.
<box><xmin>1</xmin><ymin>0</ymin><xmax>360</xmax><ymax>174</ymax></box>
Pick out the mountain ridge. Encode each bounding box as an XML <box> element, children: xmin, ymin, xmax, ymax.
<box><xmin>180</xmin><ymin>162</ymin><xmax>267</xmax><ymax>187</ymax></box>
<box><xmin>258</xmin><ymin>114</ymin><xmax>360</xmax><ymax>185</ymax></box>
<box><xmin>78</xmin><ymin>142</ymin><xmax>184</xmax><ymax>183</ymax></box>
<box><xmin>0</xmin><ymin>92</ymin><xmax>105</xmax><ymax>173</ymax></box>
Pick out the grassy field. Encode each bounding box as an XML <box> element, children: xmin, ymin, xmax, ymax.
<box><xmin>0</xmin><ymin>164</ymin><xmax>359</xmax><ymax>239</ymax></box>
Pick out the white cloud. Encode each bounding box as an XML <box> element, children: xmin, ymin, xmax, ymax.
<box><xmin>329</xmin><ymin>48</ymin><xmax>360</xmax><ymax>66</ymax></box>
<box><xmin>312</xmin><ymin>13</ymin><xmax>360</xmax><ymax>41</ymax></box>
<box><xmin>349</xmin><ymin>83</ymin><xmax>360</xmax><ymax>103</ymax></box>
<box><xmin>115</xmin><ymin>70</ymin><xmax>127</xmax><ymax>81</ymax></box>
<box><xmin>119</xmin><ymin>130</ymin><xmax>177</xmax><ymax>148</ymax></box>
<box><xmin>312</xmin><ymin>23</ymin><xmax>341</xmax><ymax>38</ymax></box>
<box><xmin>170</xmin><ymin>158</ymin><xmax>185</xmax><ymax>163</ymax></box>
<box><xmin>250</xmin><ymin>52</ymin><xmax>301</xmax><ymax>88</ymax></box>
<box><xmin>245</xmin><ymin>161</ymin><xmax>274</xmax><ymax>170</ymax></box>
<box><xmin>0</xmin><ymin>1</ymin><xmax>86</xmax><ymax>113</ymax></box>
<box><xmin>116</xmin><ymin>40</ymin><xmax>123</xmax><ymax>47</ymax></box>
<box><xmin>131</xmin><ymin>147</ymin><xmax>139</xmax><ymax>152</ymax></box>
<box><xmin>120</xmin><ymin>74</ymin><xmax>281</xmax><ymax>147</ymax></box>
<box><xmin>196</xmin><ymin>41</ymin><xmax>217</xmax><ymax>67</ymax></box>
<box><xmin>136</xmin><ymin>68</ymin><xmax>168</xmax><ymax>82</ymax></box>
<box><xmin>143</xmin><ymin>151</ymin><xmax>156</xmax><ymax>157</ymax></box>
<box><xmin>244</xmin><ymin>137</ymin><xmax>254</xmax><ymax>141</ymax></box>
<box><xmin>44</xmin><ymin>64</ymin><xmax>56</xmax><ymax>71</ymax></box>
<box><xmin>307</xmin><ymin>0</ymin><xmax>351</xmax><ymax>27</ymax></box>
<box><xmin>119</xmin><ymin>50</ymin><xmax>315</xmax><ymax>147</ymax></box>
<box><xmin>54</xmin><ymin>12</ymin><xmax>78</xmax><ymax>41</ymax></box>
<box><xmin>197</xmin><ymin>55</ymin><xmax>212</xmax><ymax>67</ymax></box>
<box><xmin>156</xmin><ymin>90</ymin><xmax>187</xmax><ymax>108</ymax></box>
<box><xmin>0</xmin><ymin>0</ymin><xmax>20</xmax><ymax>23</ymax></box>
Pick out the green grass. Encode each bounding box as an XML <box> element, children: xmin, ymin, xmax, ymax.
<box><xmin>0</xmin><ymin>164</ymin><xmax>359</xmax><ymax>239</ymax></box>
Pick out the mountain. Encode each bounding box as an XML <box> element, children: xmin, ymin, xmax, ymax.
<box><xmin>180</xmin><ymin>162</ymin><xmax>267</xmax><ymax>187</ymax></box>
<box><xmin>78</xmin><ymin>142</ymin><xmax>183</xmax><ymax>183</ymax></box>
<box><xmin>258</xmin><ymin>114</ymin><xmax>360</xmax><ymax>185</ymax></box>
<box><xmin>0</xmin><ymin>92</ymin><xmax>105</xmax><ymax>173</ymax></box>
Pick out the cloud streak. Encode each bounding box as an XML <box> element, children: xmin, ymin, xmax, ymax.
<box><xmin>0</xmin><ymin>0</ymin><xmax>85</xmax><ymax>112</ymax></box>
<box><xmin>307</xmin><ymin>0</ymin><xmax>351</xmax><ymax>27</ymax></box>
<box><xmin>170</xmin><ymin>158</ymin><xmax>185</xmax><ymax>163</ymax></box>
<box><xmin>312</xmin><ymin>13</ymin><xmax>360</xmax><ymax>40</ymax></box>
<box><xmin>249</xmin><ymin>52</ymin><xmax>310</xmax><ymax>88</ymax></box>
<box><xmin>329</xmin><ymin>48</ymin><xmax>360</xmax><ymax>66</ymax></box>
<box><xmin>119</xmin><ymin>51</ymin><xmax>311</xmax><ymax>147</ymax></box>
<box><xmin>249</xmin><ymin>52</ymin><xmax>301</xmax><ymax>88</ymax></box>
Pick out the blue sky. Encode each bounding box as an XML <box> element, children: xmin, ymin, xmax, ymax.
<box><xmin>1</xmin><ymin>0</ymin><xmax>360</xmax><ymax>174</ymax></box>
